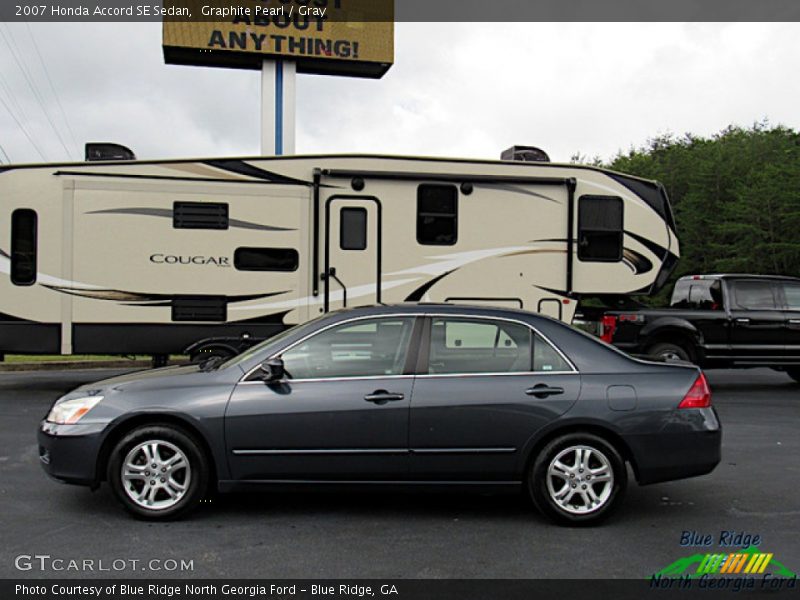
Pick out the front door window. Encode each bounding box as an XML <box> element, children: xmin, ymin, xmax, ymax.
<box><xmin>281</xmin><ymin>317</ymin><xmax>415</xmax><ymax>379</ymax></box>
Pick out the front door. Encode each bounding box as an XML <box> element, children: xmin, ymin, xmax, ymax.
<box><xmin>727</xmin><ymin>279</ymin><xmax>785</xmax><ymax>364</ymax></box>
<box><xmin>325</xmin><ymin>197</ymin><xmax>381</xmax><ymax>311</ymax></box>
<box><xmin>409</xmin><ymin>316</ymin><xmax>580</xmax><ymax>481</ymax></box>
<box><xmin>225</xmin><ymin>316</ymin><xmax>417</xmax><ymax>481</ymax></box>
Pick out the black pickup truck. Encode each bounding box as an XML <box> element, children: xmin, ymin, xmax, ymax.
<box><xmin>601</xmin><ymin>274</ymin><xmax>800</xmax><ymax>381</ymax></box>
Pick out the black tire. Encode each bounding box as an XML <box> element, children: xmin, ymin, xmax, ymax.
<box><xmin>107</xmin><ymin>424</ymin><xmax>209</xmax><ymax>520</ymax></box>
<box><xmin>647</xmin><ymin>342</ymin><xmax>693</xmax><ymax>363</ymax></box>
<box><xmin>190</xmin><ymin>347</ymin><xmax>235</xmax><ymax>365</ymax></box>
<box><xmin>786</xmin><ymin>368</ymin><xmax>800</xmax><ymax>383</ymax></box>
<box><xmin>528</xmin><ymin>433</ymin><xmax>627</xmax><ymax>526</ymax></box>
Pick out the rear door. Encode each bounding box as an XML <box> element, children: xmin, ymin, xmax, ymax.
<box><xmin>778</xmin><ymin>281</ymin><xmax>800</xmax><ymax>362</ymax></box>
<box><xmin>409</xmin><ymin>316</ymin><xmax>580</xmax><ymax>481</ymax></box>
<box><xmin>727</xmin><ymin>279</ymin><xmax>785</xmax><ymax>364</ymax></box>
<box><xmin>325</xmin><ymin>196</ymin><xmax>381</xmax><ymax>311</ymax></box>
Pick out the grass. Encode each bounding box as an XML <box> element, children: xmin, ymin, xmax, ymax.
<box><xmin>4</xmin><ymin>355</ymin><xmax>184</xmax><ymax>363</ymax></box>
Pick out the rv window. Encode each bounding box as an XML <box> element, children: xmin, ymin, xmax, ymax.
<box><xmin>417</xmin><ymin>184</ymin><xmax>458</xmax><ymax>246</ymax></box>
<box><xmin>578</xmin><ymin>196</ymin><xmax>623</xmax><ymax>262</ymax></box>
<box><xmin>234</xmin><ymin>247</ymin><xmax>299</xmax><ymax>272</ymax></box>
<box><xmin>10</xmin><ymin>209</ymin><xmax>37</xmax><ymax>286</ymax></box>
<box><xmin>340</xmin><ymin>207</ymin><xmax>368</xmax><ymax>251</ymax></box>
<box><xmin>173</xmin><ymin>202</ymin><xmax>229</xmax><ymax>230</ymax></box>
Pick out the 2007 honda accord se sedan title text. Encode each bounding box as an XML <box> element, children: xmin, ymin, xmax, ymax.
<box><xmin>38</xmin><ymin>304</ymin><xmax>721</xmax><ymax>525</ymax></box>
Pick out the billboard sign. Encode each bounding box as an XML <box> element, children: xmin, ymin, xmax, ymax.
<box><xmin>163</xmin><ymin>0</ymin><xmax>394</xmax><ymax>78</ymax></box>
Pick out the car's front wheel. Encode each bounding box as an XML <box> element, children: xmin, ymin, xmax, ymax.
<box><xmin>108</xmin><ymin>425</ymin><xmax>208</xmax><ymax>520</ymax></box>
<box><xmin>528</xmin><ymin>433</ymin><xmax>626</xmax><ymax>526</ymax></box>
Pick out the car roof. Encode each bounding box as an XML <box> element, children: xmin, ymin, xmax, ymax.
<box><xmin>325</xmin><ymin>302</ymin><xmax>554</xmax><ymax>322</ymax></box>
<box><xmin>678</xmin><ymin>274</ymin><xmax>800</xmax><ymax>283</ymax></box>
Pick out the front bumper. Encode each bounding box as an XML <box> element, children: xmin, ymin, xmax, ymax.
<box><xmin>38</xmin><ymin>420</ymin><xmax>107</xmax><ymax>486</ymax></box>
<box><xmin>623</xmin><ymin>407</ymin><xmax>722</xmax><ymax>485</ymax></box>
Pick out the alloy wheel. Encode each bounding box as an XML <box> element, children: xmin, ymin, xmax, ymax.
<box><xmin>121</xmin><ymin>440</ymin><xmax>191</xmax><ymax>511</ymax></box>
<box><xmin>545</xmin><ymin>445</ymin><xmax>614</xmax><ymax>515</ymax></box>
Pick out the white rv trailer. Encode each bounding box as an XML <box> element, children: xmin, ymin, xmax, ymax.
<box><xmin>0</xmin><ymin>153</ymin><xmax>679</xmax><ymax>360</ymax></box>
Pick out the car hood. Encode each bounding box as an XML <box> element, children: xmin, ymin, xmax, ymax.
<box><xmin>74</xmin><ymin>364</ymin><xmax>210</xmax><ymax>394</ymax></box>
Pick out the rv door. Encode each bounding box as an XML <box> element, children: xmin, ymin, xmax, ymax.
<box><xmin>324</xmin><ymin>197</ymin><xmax>381</xmax><ymax>311</ymax></box>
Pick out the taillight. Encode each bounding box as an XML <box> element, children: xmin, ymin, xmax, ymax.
<box><xmin>678</xmin><ymin>373</ymin><xmax>712</xmax><ymax>408</ymax></box>
<box><xmin>600</xmin><ymin>315</ymin><xmax>618</xmax><ymax>343</ymax></box>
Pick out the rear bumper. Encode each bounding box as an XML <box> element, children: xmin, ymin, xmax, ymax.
<box><xmin>623</xmin><ymin>407</ymin><xmax>722</xmax><ymax>485</ymax></box>
<box><xmin>38</xmin><ymin>420</ymin><xmax>106</xmax><ymax>486</ymax></box>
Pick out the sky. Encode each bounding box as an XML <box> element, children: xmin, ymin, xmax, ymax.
<box><xmin>0</xmin><ymin>22</ymin><xmax>799</xmax><ymax>165</ymax></box>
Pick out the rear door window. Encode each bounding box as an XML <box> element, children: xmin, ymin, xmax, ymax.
<box><xmin>427</xmin><ymin>318</ymin><xmax>532</xmax><ymax>374</ymax></box>
<box><xmin>782</xmin><ymin>283</ymin><xmax>800</xmax><ymax>310</ymax></box>
<box><xmin>731</xmin><ymin>281</ymin><xmax>777</xmax><ymax>310</ymax></box>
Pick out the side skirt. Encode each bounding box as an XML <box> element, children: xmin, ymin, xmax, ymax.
<box><xmin>217</xmin><ymin>480</ymin><xmax>523</xmax><ymax>495</ymax></box>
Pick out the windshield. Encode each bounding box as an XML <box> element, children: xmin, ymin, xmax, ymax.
<box><xmin>217</xmin><ymin>314</ymin><xmax>329</xmax><ymax>371</ymax></box>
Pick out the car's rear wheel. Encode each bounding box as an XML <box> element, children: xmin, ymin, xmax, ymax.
<box><xmin>108</xmin><ymin>425</ymin><xmax>208</xmax><ymax>520</ymax></box>
<box><xmin>647</xmin><ymin>342</ymin><xmax>692</xmax><ymax>363</ymax></box>
<box><xmin>786</xmin><ymin>368</ymin><xmax>800</xmax><ymax>383</ymax></box>
<box><xmin>528</xmin><ymin>433</ymin><xmax>626</xmax><ymax>526</ymax></box>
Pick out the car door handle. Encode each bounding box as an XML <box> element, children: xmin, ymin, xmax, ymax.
<box><xmin>364</xmin><ymin>390</ymin><xmax>405</xmax><ymax>405</ymax></box>
<box><xmin>526</xmin><ymin>385</ymin><xmax>565</xmax><ymax>399</ymax></box>
<box><xmin>735</xmin><ymin>318</ymin><xmax>750</xmax><ymax>324</ymax></box>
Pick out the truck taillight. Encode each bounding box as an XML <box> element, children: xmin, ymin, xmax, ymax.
<box><xmin>600</xmin><ymin>315</ymin><xmax>618</xmax><ymax>343</ymax></box>
<box><xmin>678</xmin><ymin>373</ymin><xmax>712</xmax><ymax>409</ymax></box>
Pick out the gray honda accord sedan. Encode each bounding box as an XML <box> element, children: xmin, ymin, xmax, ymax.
<box><xmin>38</xmin><ymin>304</ymin><xmax>721</xmax><ymax>525</ymax></box>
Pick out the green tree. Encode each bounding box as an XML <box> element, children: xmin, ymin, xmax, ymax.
<box><xmin>595</xmin><ymin>122</ymin><xmax>800</xmax><ymax>304</ymax></box>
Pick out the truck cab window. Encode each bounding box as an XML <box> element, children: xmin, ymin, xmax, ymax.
<box><xmin>578</xmin><ymin>195</ymin><xmax>623</xmax><ymax>262</ymax></box>
<box><xmin>670</xmin><ymin>279</ymin><xmax>722</xmax><ymax>310</ymax></box>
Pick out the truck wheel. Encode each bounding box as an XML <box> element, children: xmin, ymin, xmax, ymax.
<box><xmin>528</xmin><ymin>433</ymin><xmax>626</xmax><ymax>526</ymax></box>
<box><xmin>647</xmin><ymin>342</ymin><xmax>692</xmax><ymax>363</ymax></box>
<box><xmin>786</xmin><ymin>368</ymin><xmax>800</xmax><ymax>383</ymax></box>
<box><xmin>108</xmin><ymin>425</ymin><xmax>208</xmax><ymax>520</ymax></box>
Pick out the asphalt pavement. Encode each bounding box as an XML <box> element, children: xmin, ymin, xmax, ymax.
<box><xmin>0</xmin><ymin>368</ymin><xmax>798</xmax><ymax>579</ymax></box>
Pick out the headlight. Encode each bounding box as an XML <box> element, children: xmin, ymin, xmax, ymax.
<box><xmin>46</xmin><ymin>395</ymin><xmax>104</xmax><ymax>424</ymax></box>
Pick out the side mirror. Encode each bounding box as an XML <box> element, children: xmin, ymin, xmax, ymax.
<box><xmin>259</xmin><ymin>357</ymin><xmax>285</xmax><ymax>382</ymax></box>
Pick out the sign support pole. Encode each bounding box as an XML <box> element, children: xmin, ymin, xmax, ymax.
<box><xmin>261</xmin><ymin>59</ymin><xmax>296</xmax><ymax>156</ymax></box>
